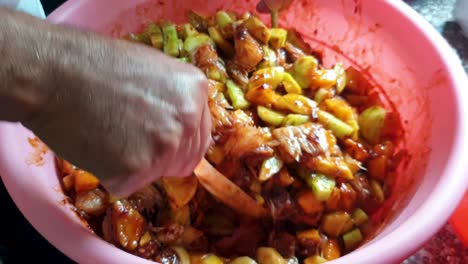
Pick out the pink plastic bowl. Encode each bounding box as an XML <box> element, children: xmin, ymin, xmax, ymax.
<box><xmin>1</xmin><ymin>0</ymin><xmax>468</xmax><ymax>263</ymax></box>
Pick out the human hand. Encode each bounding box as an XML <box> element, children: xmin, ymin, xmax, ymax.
<box><xmin>23</xmin><ymin>31</ymin><xmax>211</xmax><ymax>197</ymax></box>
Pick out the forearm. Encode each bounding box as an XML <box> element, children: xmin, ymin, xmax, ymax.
<box><xmin>0</xmin><ymin>7</ymin><xmax>56</xmax><ymax>122</ymax></box>
<box><xmin>0</xmin><ymin>7</ymin><xmax>211</xmax><ymax>195</ymax></box>
<box><xmin>0</xmin><ymin>7</ymin><xmax>119</xmax><ymax>124</ymax></box>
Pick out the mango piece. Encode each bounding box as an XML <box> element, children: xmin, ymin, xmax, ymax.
<box><xmin>244</xmin><ymin>16</ymin><xmax>271</xmax><ymax>44</ymax></box>
<box><xmin>256</xmin><ymin>247</ymin><xmax>286</xmax><ymax>264</ymax></box>
<box><xmin>161</xmin><ymin>175</ymin><xmax>198</xmax><ymax>208</ymax></box>
<box><xmin>74</xmin><ymin>170</ymin><xmax>100</xmax><ymax>193</ymax></box>
<box><xmin>334</xmin><ymin>63</ymin><xmax>347</xmax><ymax>93</ymax></box>
<box><xmin>297</xmin><ymin>191</ymin><xmax>324</xmax><ymax>215</ymax></box>
<box><xmin>321</xmin><ymin>211</ymin><xmax>353</xmax><ymax>237</ymax></box>
<box><xmin>269</xmin><ymin>28</ymin><xmax>287</xmax><ymax>49</ymax></box>
<box><xmin>322</xmin><ymin>239</ymin><xmax>341</xmax><ymax>260</ymax></box>
<box><xmin>231</xmin><ymin>256</ymin><xmax>258</xmax><ymax>264</ymax></box>
<box><xmin>304</xmin><ymin>255</ymin><xmax>327</xmax><ymax>264</ymax></box>
<box><xmin>172</xmin><ymin>247</ymin><xmax>191</xmax><ymax>264</ymax></box>
<box><xmin>274</xmin><ymin>94</ymin><xmax>317</xmax><ymax>115</ymax></box>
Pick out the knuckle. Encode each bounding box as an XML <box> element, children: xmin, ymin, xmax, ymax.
<box><xmin>179</xmin><ymin>108</ymin><xmax>200</xmax><ymax>136</ymax></box>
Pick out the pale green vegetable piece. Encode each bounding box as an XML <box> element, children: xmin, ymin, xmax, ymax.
<box><xmin>292</xmin><ymin>56</ymin><xmax>319</xmax><ymax>88</ymax></box>
<box><xmin>207</xmin><ymin>66</ymin><xmax>227</xmax><ymax>83</ymax></box>
<box><xmin>202</xmin><ymin>254</ymin><xmax>223</xmax><ymax>264</ymax></box>
<box><xmin>150</xmin><ymin>34</ymin><xmax>164</xmax><ymax>49</ymax></box>
<box><xmin>306</xmin><ymin>174</ymin><xmax>336</xmax><ymax>201</ymax></box>
<box><xmin>146</xmin><ymin>24</ymin><xmax>163</xmax><ymax>49</ymax></box>
<box><xmin>231</xmin><ymin>257</ymin><xmax>258</xmax><ymax>264</ymax></box>
<box><xmin>259</xmin><ymin>156</ymin><xmax>283</xmax><ymax>182</ymax></box>
<box><xmin>134</xmin><ymin>23</ymin><xmax>161</xmax><ymax>45</ymax></box>
<box><xmin>181</xmin><ymin>23</ymin><xmax>198</xmax><ymax>39</ymax></box>
<box><xmin>216</xmin><ymin>11</ymin><xmax>233</xmax><ymax>28</ymax></box>
<box><xmin>317</xmin><ymin>110</ymin><xmax>354</xmax><ymax>139</ymax></box>
<box><xmin>282</xmin><ymin>114</ymin><xmax>310</xmax><ymax>126</ymax></box>
<box><xmin>171</xmin><ymin>247</ymin><xmax>190</xmax><ymax>264</ymax></box>
<box><xmin>258</xmin><ymin>106</ymin><xmax>286</xmax><ymax>126</ymax></box>
<box><xmin>258</xmin><ymin>46</ymin><xmax>277</xmax><ymax>69</ymax></box>
<box><xmin>227</xmin><ymin>80</ymin><xmax>250</xmax><ymax>109</ymax></box>
<box><xmin>314</xmin><ymin>88</ymin><xmax>332</xmax><ymax>103</ymax></box>
<box><xmin>352</xmin><ymin>208</ymin><xmax>368</xmax><ymax>226</ymax></box>
<box><xmin>179</xmin><ymin>57</ymin><xmax>190</xmax><ymax>63</ymax></box>
<box><xmin>370</xmin><ymin>179</ymin><xmax>385</xmax><ymax>203</ymax></box>
<box><xmin>162</xmin><ymin>22</ymin><xmax>180</xmax><ymax>57</ymax></box>
<box><xmin>334</xmin><ymin>62</ymin><xmax>347</xmax><ymax>93</ymax></box>
<box><xmin>183</xmin><ymin>33</ymin><xmax>214</xmax><ymax>53</ymax></box>
<box><xmin>269</xmin><ymin>28</ymin><xmax>287</xmax><ymax>49</ymax></box>
<box><xmin>342</xmin><ymin>228</ymin><xmax>363</xmax><ymax>251</ymax></box>
<box><xmin>303</xmin><ymin>255</ymin><xmax>328</xmax><ymax>264</ymax></box>
<box><xmin>293</xmin><ymin>56</ymin><xmax>319</xmax><ymax>73</ymax></box>
<box><xmin>358</xmin><ymin>106</ymin><xmax>387</xmax><ymax>144</ymax></box>
<box><xmin>282</xmin><ymin>72</ymin><xmax>302</xmax><ymax>94</ymax></box>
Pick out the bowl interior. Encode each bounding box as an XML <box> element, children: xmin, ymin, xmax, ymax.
<box><xmin>1</xmin><ymin>0</ymin><xmax>467</xmax><ymax>263</ymax></box>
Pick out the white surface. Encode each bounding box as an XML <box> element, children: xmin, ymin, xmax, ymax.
<box><xmin>0</xmin><ymin>0</ymin><xmax>45</xmax><ymax>18</ymax></box>
<box><xmin>455</xmin><ymin>0</ymin><xmax>468</xmax><ymax>37</ymax></box>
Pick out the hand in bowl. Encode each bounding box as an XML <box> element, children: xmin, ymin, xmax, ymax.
<box><xmin>0</xmin><ymin>7</ymin><xmax>211</xmax><ymax>197</ymax></box>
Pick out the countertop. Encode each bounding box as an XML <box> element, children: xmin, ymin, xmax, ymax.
<box><xmin>0</xmin><ymin>0</ymin><xmax>467</xmax><ymax>263</ymax></box>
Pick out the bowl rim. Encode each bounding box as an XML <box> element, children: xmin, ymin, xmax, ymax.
<box><xmin>335</xmin><ymin>1</ymin><xmax>468</xmax><ymax>262</ymax></box>
<box><xmin>5</xmin><ymin>0</ymin><xmax>468</xmax><ymax>263</ymax></box>
<box><xmin>332</xmin><ymin>0</ymin><xmax>468</xmax><ymax>263</ymax></box>
<box><xmin>450</xmin><ymin>190</ymin><xmax>468</xmax><ymax>246</ymax></box>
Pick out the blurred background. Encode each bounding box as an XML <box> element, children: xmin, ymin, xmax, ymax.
<box><xmin>0</xmin><ymin>0</ymin><xmax>467</xmax><ymax>263</ymax></box>
<box><xmin>41</xmin><ymin>0</ymin><xmax>64</xmax><ymax>15</ymax></box>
